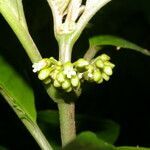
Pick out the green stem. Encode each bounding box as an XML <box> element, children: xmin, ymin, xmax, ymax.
<box><xmin>0</xmin><ymin>90</ymin><xmax>53</xmax><ymax>150</ymax></box>
<box><xmin>0</xmin><ymin>6</ymin><xmax>42</xmax><ymax>62</ymax></box>
<box><xmin>58</xmin><ymin>103</ymin><xmax>76</xmax><ymax>147</ymax></box>
<box><xmin>23</xmin><ymin>120</ymin><xmax>53</xmax><ymax>150</ymax></box>
<box><xmin>84</xmin><ymin>46</ymin><xmax>102</xmax><ymax>61</ymax></box>
<box><xmin>58</xmin><ymin>36</ymin><xmax>76</xmax><ymax>147</ymax></box>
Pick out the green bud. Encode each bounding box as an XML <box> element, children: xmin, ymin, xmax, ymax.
<box><xmin>95</xmin><ymin>59</ymin><xmax>104</xmax><ymax>68</ymax></box>
<box><xmin>53</xmin><ymin>80</ymin><xmax>61</xmax><ymax>88</ymax></box>
<box><xmin>56</xmin><ymin>72</ymin><xmax>66</xmax><ymax>83</ymax></box>
<box><xmin>65</xmin><ymin>87</ymin><xmax>73</xmax><ymax>92</ymax></box>
<box><xmin>49</xmin><ymin>57</ymin><xmax>58</xmax><ymax>64</ymax></box>
<box><xmin>86</xmin><ymin>65</ymin><xmax>94</xmax><ymax>72</ymax></box>
<box><xmin>71</xmin><ymin>76</ymin><xmax>80</xmax><ymax>87</ymax></box>
<box><xmin>62</xmin><ymin>79</ymin><xmax>71</xmax><ymax>90</ymax></box>
<box><xmin>64</xmin><ymin>62</ymin><xmax>73</xmax><ymax>69</ymax></box>
<box><xmin>83</xmin><ymin>71</ymin><xmax>93</xmax><ymax>81</ymax></box>
<box><xmin>93</xmin><ymin>69</ymin><xmax>102</xmax><ymax>82</ymax></box>
<box><xmin>51</xmin><ymin>70</ymin><xmax>59</xmax><ymax>80</ymax></box>
<box><xmin>104</xmin><ymin>61</ymin><xmax>115</xmax><ymax>68</ymax></box>
<box><xmin>103</xmin><ymin>66</ymin><xmax>113</xmax><ymax>76</ymax></box>
<box><xmin>43</xmin><ymin>78</ymin><xmax>51</xmax><ymax>84</ymax></box>
<box><xmin>102</xmin><ymin>73</ymin><xmax>110</xmax><ymax>81</ymax></box>
<box><xmin>38</xmin><ymin>68</ymin><xmax>50</xmax><ymax>80</ymax></box>
<box><xmin>100</xmin><ymin>54</ymin><xmax>110</xmax><ymax>61</ymax></box>
<box><xmin>75</xmin><ymin>58</ymin><xmax>89</xmax><ymax>72</ymax></box>
<box><xmin>97</xmin><ymin>78</ymin><xmax>103</xmax><ymax>84</ymax></box>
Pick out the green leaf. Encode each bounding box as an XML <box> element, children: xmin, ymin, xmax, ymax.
<box><xmin>89</xmin><ymin>35</ymin><xmax>150</xmax><ymax>56</ymax></box>
<box><xmin>38</xmin><ymin>110</ymin><xmax>120</xmax><ymax>145</ymax></box>
<box><xmin>63</xmin><ymin>131</ymin><xmax>115</xmax><ymax>150</ymax></box>
<box><xmin>0</xmin><ymin>56</ymin><xmax>52</xmax><ymax>150</ymax></box>
<box><xmin>0</xmin><ymin>146</ymin><xmax>8</xmax><ymax>150</ymax></box>
<box><xmin>0</xmin><ymin>56</ymin><xmax>36</xmax><ymax>121</ymax></box>
<box><xmin>117</xmin><ymin>146</ymin><xmax>150</xmax><ymax>150</ymax></box>
<box><xmin>96</xmin><ymin>119</ymin><xmax>120</xmax><ymax>144</ymax></box>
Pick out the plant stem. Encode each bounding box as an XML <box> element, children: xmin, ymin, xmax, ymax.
<box><xmin>0</xmin><ymin>6</ymin><xmax>42</xmax><ymax>62</ymax></box>
<box><xmin>84</xmin><ymin>46</ymin><xmax>101</xmax><ymax>61</ymax></box>
<box><xmin>58</xmin><ymin>36</ymin><xmax>76</xmax><ymax>147</ymax></box>
<box><xmin>23</xmin><ymin>119</ymin><xmax>53</xmax><ymax>150</ymax></box>
<box><xmin>0</xmin><ymin>90</ymin><xmax>53</xmax><ymax>150</ymax></box>
<box><xmin>58</xmin><ymin>103</ymin><xmax>76</xmax><ymax>147</ymax></box>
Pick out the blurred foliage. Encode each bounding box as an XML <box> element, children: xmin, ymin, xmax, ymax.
<box><xmin>0</xmin><ymin>0</ymin><xmax>150</xmax><ymax>149</ymax></box>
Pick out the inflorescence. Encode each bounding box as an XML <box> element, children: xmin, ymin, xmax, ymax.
<box><xmin>32</xmin><ymin>54</ymin><xmax>115</xmax><ymax>92</ymax></box>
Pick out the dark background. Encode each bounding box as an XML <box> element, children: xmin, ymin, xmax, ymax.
<box><xmin>0</xmin><ymin>0</ymin><xmax>150</xmax><ymax>149</ymax></box>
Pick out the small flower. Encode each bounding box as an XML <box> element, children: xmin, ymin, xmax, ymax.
<box><xmin>32</xmin><ymin>58</ymin><xmax>51</xmax><ymax>73</ymax></box>
<box><xmin>63</xmin><ymin>62</ymin><xmax>76</xmax><ymax>78</ymax></box>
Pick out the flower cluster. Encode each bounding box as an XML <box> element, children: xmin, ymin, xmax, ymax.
<box><xmin>32</xmin><ymin>54</ymin><xmax>115</xmax><ymax>92</ymax></box>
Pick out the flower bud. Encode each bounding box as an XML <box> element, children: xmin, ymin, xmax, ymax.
<box><xmin>102</xmin><ymin>73</ymin><xmax>110</xmax><ymax>81</ymax></box>
<box><xmin>71</xmin><ymin>76</ymin><xmax>80</xmax><ymax>87</ymax></box>
<box><xmin>43</xmin><ymin>78</ymin><xmax>51</xmax><ymax>84</ymax></box>
<box><xmin>62</xmin><ymin>79</ymin><xmax>71</xmax><ymax>90</ymax></box>
<box><xmin>32</xmin><ymin>58</ymin><xmax>51</xmax><ymax>73</ymax></box>
<box><xmin>53</xmin><ymin>80</ymin><xmax>61</xmax><ymax>88</ymax></box>
<box><xmin>56</xmin><ymin>72</ymin><xmax>66</xmax><ymax>83</ymax></box>
<box><xmin>38</xmin><ymin>68</ymin><xmax>50</xmax><ymax>80</ymax></box>
<box><xmin>103</xmin><ymin>66</ymin><xmax>113</xmax><ymax>76</ymax></box>
<box><xmin>95</xmin><ymin>59</ymin><xmax>104</xmax><ymax>69</ymax></box>
<box><xmin>63</xmin><ymin>62</ymin><xmax>76</xmax><ymax>78</ymax></box>
<box><xmin>97</xmin><ymin>78</ymin><xmax>103</xmax><ymax>84</ymax></box>
<box><xmin>66</xmin><ymin>87</ymin><xmax>73</xmax><ymax>93</ymax></box>
<box><xmin>93</xmin><ymin>69</ymin><xmax>102</xmax><ymax>83</ymax></box>
<box><xmin>104</xmin><ymin>61</ymin><xmax>115</xmax><ymax>68</ymax></box>
<box><xmin>74</xmin><ymin>58</ymin><xmax>89</xmax><ymax>72</ymax></box>
<box><xmin>99</xmin><ymin>54</ymin><xmax>110</xmax><ymax>61</ymax></box>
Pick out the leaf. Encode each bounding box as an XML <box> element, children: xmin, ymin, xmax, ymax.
<box><xmin>117</xmin><ymin>147</ymin><xmax>150</xmax><ymax>150</ymax></box>
<box><xmin>38</xmin><ymin>110</ymin><xmax>120</xmax><ymax>144</ymax></box>
<box><xmin>0</xmin><ymin>56</ymin><xmax>36</xmax><ymax>122</ymax></box>
<box><xmin>96</xmin><ymin>119</ymin><xmax>120</xmax><ymax>144</ymax></box>
<box><xmin>0</xmin><ymin>56</ymin><xmax>52</xmax><ymax>150</ymax></box>
<box><xmin>63</xmin><ymin>132</ymin><xmax>150</xmax><ymax>150</ymax></box>
<box><xmin>63</xmin><ymin>131</ymin><xmax>115</xmax><ymax>150</ymax></box>
<box><xmin>89</xmin><ymin>35</ymin><xmax>150</xmax><ymax>56</ymax></box>
<box><xmin>0</xmin><ymin>146</ymin><xmax>8</xmax><ymax>150</ymax></box>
